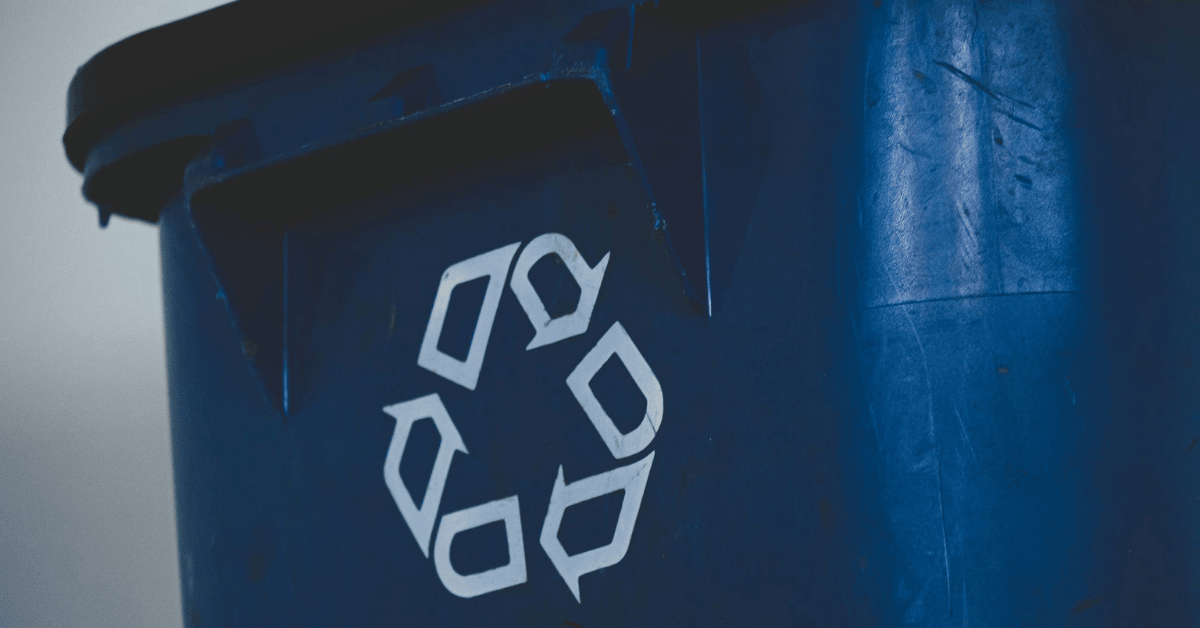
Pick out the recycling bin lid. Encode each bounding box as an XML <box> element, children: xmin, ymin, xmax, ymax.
<box><xmin>63</xmin><ymin>0</ymin><xmax>480</xmax><ymax>173</ymax></box>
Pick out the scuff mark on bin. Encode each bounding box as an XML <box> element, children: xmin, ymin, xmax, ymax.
<box><xmin>1070</xmin><ymin>595</ymin><xmax>1104</xmax><ymax>615</ymax></box>
<box><xmin>998</xmin><ymin>110</ymin><xmax>1042</xmax><ymax>131</ymax></box>
<box><xmin>933</xmin><ymin>60</ymin><xmax>1034</xmax><ymax>109</ymax></box>
<box><xmin>953</xmin><ymin>406</ymin><xmax>977</xmax><ymax>461</ymax></box>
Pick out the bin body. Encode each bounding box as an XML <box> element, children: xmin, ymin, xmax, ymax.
<box><xmin>67</xmin><ymin>0</ymin><xmax>1200</xmax><ymax>625</ymax></box>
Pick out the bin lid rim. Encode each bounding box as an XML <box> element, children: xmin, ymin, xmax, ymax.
<box><xmin>63</xmin><ymin>0</ymin><xmax>472</xmax><ymax>172</ymax></box>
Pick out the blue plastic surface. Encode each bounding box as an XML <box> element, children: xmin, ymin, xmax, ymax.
<box><xmin>70</xmin><ymin>0</ymin><xmax>1200</xmax><ymax>625</ymax></box>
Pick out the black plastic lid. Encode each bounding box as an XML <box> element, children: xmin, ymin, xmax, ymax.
<box><xmin>63</xmin><ymin>0</ymin><xmax>477</xmax><ymax>172</ymax></box>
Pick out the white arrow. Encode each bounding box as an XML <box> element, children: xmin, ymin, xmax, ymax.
<box><xmin>382</xmin><ymin>393</ymin><xmax>467</xmax><ymax>557</ymax></box>
<box><xmin>418</xmin><ymin>242</ymin><xmax>521</xmax><ymax>390</ymax></box>
<box><xmin>510</xmin><ymin>233</ymin><xmax>610</xmax><ymax>350</ymax></box>
<box><xmin>540</xmin><ymin>452</ymin><xmax>655</xmax><ymax>602</ymax></box>
<box><xmin>566</xmin><ymin>322</ymin><xmax>663</xmax><ymax>459</ymax></box>
<box><xmin>434</xmin><ymin>495</ymin><xmax>528</xmax><ymax>598</ymax></box>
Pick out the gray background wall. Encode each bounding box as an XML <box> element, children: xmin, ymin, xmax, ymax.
<box><xmin>1</xmin><ymin>1</ymin><xmax>226</xmax><ymax>626</ymax></box>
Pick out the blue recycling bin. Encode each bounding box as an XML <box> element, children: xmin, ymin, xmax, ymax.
<box><xmin>66</xmin><ymin>0</ymin><xmax>1199</xmax><ymax>625</ymax></box>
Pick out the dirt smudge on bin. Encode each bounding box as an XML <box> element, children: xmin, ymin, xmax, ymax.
<box><xmin>1070</xmin><ymin>595</ymin><xmax>1104</xmax><ymax>615</ymax></box>
<box><xmin>818</xmin><ymin>498</ymin><xmax>835</xmax><ymax>531</ymax></box>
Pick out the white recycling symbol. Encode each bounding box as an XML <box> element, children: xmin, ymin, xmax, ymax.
<box><xmin>383</xmin><ymin>233</ymin><xmax>662</xmax><ymax>602</ymax></box>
